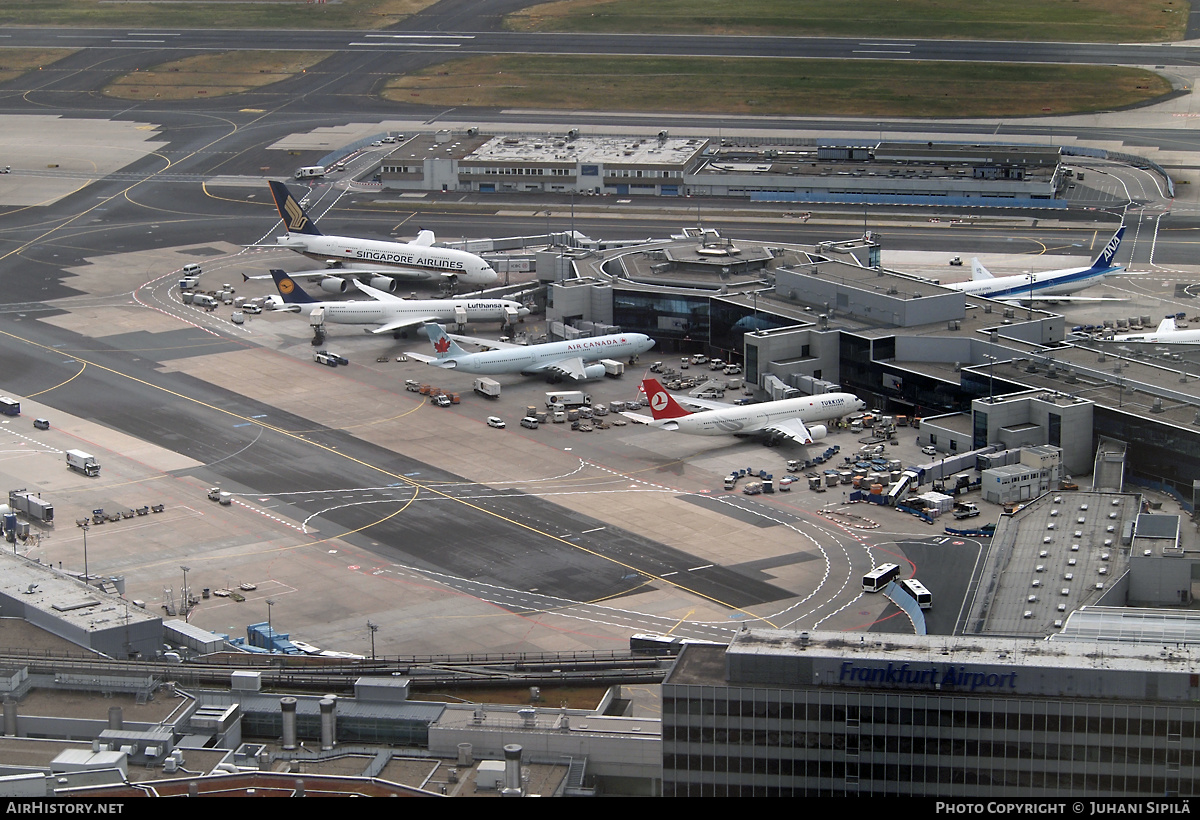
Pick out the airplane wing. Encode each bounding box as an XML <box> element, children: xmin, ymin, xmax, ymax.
<box><xmin>671</xmin><ymin>394</ymin><xmax>731</xmax><ymax>411</ymax></box>
<box><xmin>353</xmin><ymin>279</ymin><xmax>405</xmax><ymax>302</ymax></box>
<box><xmin>530</xmin><ymin>357</ymin><xmax>589</xmax><ymax>380</ymax></box>
<box><xmin>404</xmin><ymin>351</ymin><xmax>451</xmax><ymax>366</ymax></box>
<box><xmin>997</xmin><ymin>295</ymin><xmax>1126</xmax><ymax>305</ymax></box>
<box><xmin>620</xmin><ymin>411</ymin><xmax>654</xmax><ymax>425</ymax></box>
<box><xmin>445</xmin><ymin>332</ymin><xmax>522</xmax><ymax>350</ymax></box>
<box><xmin>369</xmin><ymin>316</ymin><xmax>438</xmax><ymax>336</ymax></box>
<box><xmin>762</xmin><ymin>418</ymin><xmax>816</xmax><ymax>445</ymax></box>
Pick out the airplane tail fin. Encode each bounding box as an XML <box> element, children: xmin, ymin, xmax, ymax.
<box><xmin>641</xmin><ymin>378</ymin><xmax>692</xmax><ymax>421</ymax></box>
<box><xmin>970</xmin><ymin>259</ymin><xmax>994</xmax><ymax>281</ymax></box>
<box><xmin>269</xmin><ymin>270</ymin><xmax>318</xmax><ymax>304</ymax></box>
<box><xmin>412</xmin><ymin>229</ymin><xmax>436</xmax><ymax>247</ymax></box>
<box><xmin>1157</xmin><ymin>316</ymin><xmax>1178</xmax><ymax>334</ymax></box>
<box><xmin>425</xmin><ymin>323</ymin><xmax>468</xmax><ymax>359</ymax></box>
<box><xmin>269</xmin><ymin>180</ymin><xmax>322</xmax><ymax>236</ymax></box>
<box><xmin>1090</xmin><ymin>227</ymin><xmax>1125</xmax><ymax>271</ymax></box>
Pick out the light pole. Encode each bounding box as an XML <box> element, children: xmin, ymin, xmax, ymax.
<box><xmin>180</xmin><ymin>566</ymin><xmax>190</xmax><ymax>617</ymax></box>
<box><xmin>367</xmin><ymin>621</ymin><xmax>378</xmax><ymax>660</ymax></box>
<box><xmin>266</xmin><ymin>598</ymin><xmax>276</xmax><ymax>654</ymax></box>
<box><xmin>983</xmin><ymin>354</ymin><xmax>998</xmax><ymax>403</ymax></box>
<box><xmin>79</xmin><ymin>521</ymin><xmax>89</xmax><ymax>585</ymax></box>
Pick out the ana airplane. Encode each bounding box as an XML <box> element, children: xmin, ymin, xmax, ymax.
<box><xmin>1108</xmin><ymin>316</ymin><xmax>1200</xmax><ymax>345</ymax></box>
<box><xmin>408</xmin><ymin>323</ymin><xmax>655</xmax><ymax>381</ymax></box>
<box><xmin>947</xmin><ymin>227</ymin><xmax>1125</xmax><ymax>304</ymax></box>
<box><xmin>267</xmin><ymin>180</ymin><xmax>498</xmax><ymax>292</ymax></box>
<box><xmin>629</xmin><ymin>378</ymin><xmax>865</xmax><ymax>444</ymax></box>
<box><xmin>262</xmin><ymin>270</ymin><xmax>528</xmax><ymax>337</ymax></box>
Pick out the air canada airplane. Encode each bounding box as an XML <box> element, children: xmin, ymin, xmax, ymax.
<box><xmin>628</xmin><ymin>378</ymin><xmax>864</xmax><ymax>444</ymax></box>
<box><xmin>946</xmin><ymin>227</ymin><xmax>1125</xmax><ymax>304</ymax></box>
<box><xmin>267</xmin><ymin>181</ymin><xmax>498</xmax><ymax>292</ymax></box>
<box><xmin>262</xmin><ymin>270</ymin><xmax>528</xmax><ymax>337</ymax></box>
<box><xmin>408</xmin><ymin>323</ymin><xmax>655</xmax><ymax>381</ymax></box>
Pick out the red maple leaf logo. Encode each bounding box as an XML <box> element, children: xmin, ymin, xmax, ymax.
<box><xmin>434</xmin><ymin>336</ymin><xmax>451</xmax><ymax>354</ymax></box>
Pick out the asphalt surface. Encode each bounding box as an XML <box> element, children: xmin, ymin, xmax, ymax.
<box><xmin>0</xmin><ymin>8</ymin><xmax>1198</xmax><ymax>651</ymax></box>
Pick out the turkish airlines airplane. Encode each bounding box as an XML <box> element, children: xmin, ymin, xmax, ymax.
<box><xmin>630</xmin><ymin>378</ymin><xmax>864</xmax><ymax>444</ymax></box>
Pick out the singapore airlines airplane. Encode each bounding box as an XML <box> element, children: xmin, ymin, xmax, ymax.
<box><xmin>267</xmin><ymin>181</ymin><xmax>498</xmax><ymax>292</ymax></box>
<box><xmin>408</xmin><ymin>323</ymin><xmax>655</xmax><ymax>381</ymax></box>
<box><xmin>262</xmin><ymin>270</ymin><xmax>528</xmax><ymax>337</ymax></box>
<box><xmin>629</xmin><ymin>378</ymin><xmax>864</xmax><ymax>444</ymax></box>
<box><xmin>947</xmin><ymin>227</ymin><xmax>1125</xmax><ymax>304</ymax></box>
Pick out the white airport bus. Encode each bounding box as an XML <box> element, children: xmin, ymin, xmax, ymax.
<box><xmin>862</xmin><ymin>563</ymin><xmax>900</xmax><ymax>593</ymax></box>
<box><xmin>898</xmin><ymin>578</ymin><xmax>933</xmax><ymax>610</ymax></box>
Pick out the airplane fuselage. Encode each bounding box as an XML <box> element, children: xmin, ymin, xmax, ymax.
<box><xmin>951</xmin><ymin>266</ymin><xmax>1116</xmax><ymax>300</ymax></box>
<box><xmin>278</xmin><ymin>233</ymin><xmax>497</xmax><ymax>285</ymax></box>
<box><xmin>1111</xmin><ymin>329</ymin><xmax>1200</xmax><ymax>344</ymax></box>
<box><xmin>657</xmin><ymin>393</ymin><xmax>863</xmax><ymax>436</ymax></box>
<box><xmin>283</xmin><ymin>298</ymin><xmax>524</xmax><ymax>327</ymax></box>
<box><xmin>440</xmin><ymin>335</ymin><xmax>655</xmax><ymax>375</ymax></box>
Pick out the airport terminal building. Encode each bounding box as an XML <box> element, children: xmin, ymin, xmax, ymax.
<box><xmin>663</xmin><ymin>629</ymin><xmax>1200</xmax><ymax>797</ymax></box>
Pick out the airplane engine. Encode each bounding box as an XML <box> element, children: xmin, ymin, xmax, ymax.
<box><xmin>320</xmin><ymin>277</ymin><xmax>348</xmax><ymax>294</ymax></box>
<box><xmin>369</xmin><ymin>276</ymin><xmax>397</xmax><ymax>293</ymax></box>
<box><xmin>807</xmin><ymin>424</ymin><xmax>828</xmax><ymax>442</ymax></box>
<box><xmin>583</xmin><ymin>363</ymin><xmax>606</xmax><ymax>380</ymax></box>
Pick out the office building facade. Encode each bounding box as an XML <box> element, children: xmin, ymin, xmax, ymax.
<box><xmin>663</xmin><ymin>630</ymin><xmax>1200</xmax><ymax>797</ymax></box>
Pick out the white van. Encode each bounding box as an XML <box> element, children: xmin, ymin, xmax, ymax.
<box><xmin>520</xmin><ymin>417</ymin><xmax>539</xmax><ymax>429</ymax></box>
<box><xmin>487</xmin><ymin>416</ymin><xmax>506</xmax><ymax>429</ymax></box>
<box><xmin>181</xmin><ymin>263</ymin><xmax>202</xmax><ymax>276</ymax></box>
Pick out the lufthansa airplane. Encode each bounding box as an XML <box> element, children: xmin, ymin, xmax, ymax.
<box><xmin>262</xmin><ymin>270</ymin><xmax>527</xmax><ymax>337</ymax></box>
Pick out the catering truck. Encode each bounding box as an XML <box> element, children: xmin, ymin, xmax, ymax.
<box><xmin>65</xmin><ymin>450</ymin><xmax>100</xmax><ymax>477</ymax></box>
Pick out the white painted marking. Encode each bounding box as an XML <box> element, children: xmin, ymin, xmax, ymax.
<box><xmin>347</xmin><ymin>42</ymin><xmax>461</xmax><ymax>48</ymax></box>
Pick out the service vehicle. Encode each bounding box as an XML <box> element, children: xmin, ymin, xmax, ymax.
<box><xmin>65</xmin><ymin>450</ymin><xmax>100</xmax><ymax>477</ymax></box>
<box><xmin>520</xmin><ymin>416</ymin><xmax>539</xmax><ymax>429</ymax></box>
<box><xmin>293</xmin><ymin>165</ymin><xmax>325</xmax><ymax>180</ymax></box>
<box><xmin>33</xmin><ymin>418</ymin><xmax>49</xmax><ymax>430</ymax></box>
<box><xmin>313</xmin><ymin>351</ymin><xmax>339</xmax><ymax>367</ymax></box>
<box><xmin>474</xmin><ymin>377</ymin><xmax>502</xmax><ymax>398</ymax></box>
<box><xmin>486</xmin><ymin>416</ymin><xmax>506</xmax><ymax>429</ymax></box>
<box><xmin>863</xmin><ymin>563</ymin><xmax>900</xmax><ymax>593</ymax></box>
<box><xmin>545</xmin><ymin>391</ymin><xmax>591</xmax><ymax>408</ymax></box>
<box><xmin>898</xmin><ymin>578</ymin><xmax>933</xmax><ymax>609</ymax></box>
<box><xmin>953</xmin><ymin>502</ymin><xmax>981</xmax><ymax>520</ymax></box>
